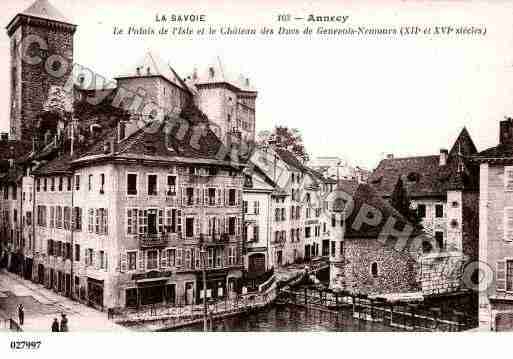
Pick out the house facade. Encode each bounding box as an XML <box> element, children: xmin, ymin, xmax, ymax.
<box><xmin>474</xmin><ymin>117</ymin><xmax>513</xmax><ymax>330</ymax></box>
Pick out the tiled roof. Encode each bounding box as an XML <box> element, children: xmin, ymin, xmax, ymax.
<box><xmin>274</xmin><ymin>147</ymin><xmax>306</xmax><ymax>172</ymax></box>
<box><xmin>474</xmin><ymin>144</ymin><xmax>513</xmax><ymax>160</ymax></box>
<box><xmin>332</xmin><ymin>181</ymin><xmax>421</xmax><ymax>239</ymax></box>
<box><xmin>368</xmin><ymin>128</ymin><xmax>478</xmax><ymax>198</ymax></box>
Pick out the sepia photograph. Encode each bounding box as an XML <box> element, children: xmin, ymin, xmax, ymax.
<box><xmin>0</xmin><ymin>1</ymin><xmax>513</xmax><ymax>353</ymax></box>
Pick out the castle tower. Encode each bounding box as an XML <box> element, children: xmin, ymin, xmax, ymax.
<box><xmin>6</xmin><ymin>0</ymin><xmax>76</xmax><ymax>141</ymax></box>
<box><xmin>192</xmin><ymin>57</ymin><xmax>257</xmax><ymax>144</ymax></box>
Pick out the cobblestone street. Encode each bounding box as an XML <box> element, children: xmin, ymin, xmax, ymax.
<box><xmin>0</xmin><ymin>270</ymin><xmax>126</xmax><ymax>332</ymax></box>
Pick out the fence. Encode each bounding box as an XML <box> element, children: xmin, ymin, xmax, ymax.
<box><xmin>277</xmin><ymin>287</ymin><xmax>476</xmax><ymax>332</ymax></box>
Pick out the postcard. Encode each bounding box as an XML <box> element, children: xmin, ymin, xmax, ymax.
<box><xmin>0</xmin><ymin>0</ymin><xmax>511</xmax><ymax>357</ymax></box>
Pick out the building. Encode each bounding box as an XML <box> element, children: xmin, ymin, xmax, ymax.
<box><xmin>1</xmin><ymin>0</ymin><xmax>253</xmax><ymax>310</ymax></box>
<box><xmin>369</xmin><ymin>128</ymin><xmax>480</xmax><ymax>263</ymax></box>
<box><xmin>308</xmin><ymin>156</ymin><xmax>369</xmax><ymax>183</ymax></box>
<box><xmin>474</xmin><ymin>117</ymin><xmax>513</xmax><ymax>330</ymax></box>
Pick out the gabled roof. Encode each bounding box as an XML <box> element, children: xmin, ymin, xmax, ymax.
<box><xmin>369</xmin><ymin>128</ymin><xmax>479</xmax><ymax>198</ymax></box>
<box><xmin>116</xmin><ymin>52</ymin><xmax>189</xmax><ymax>91</ymax></box>
<box><xmin>193</xmin><ymin>56</ymin><xmax>256</xmax><ymax>92</ymax></box>
<box><xmin>331</xmin><ymin>181</ymin><xmax>422</xmax><ymax>239</ymax></box>
<box><xmin>274</xmin><ymin>147</ymin><xmax>306</xmax><ymax>172</ymax></box>
<box><xmin>20</xmin><ymin>0</ymin><xmax>72</xmax><ymax>24</ymax></box>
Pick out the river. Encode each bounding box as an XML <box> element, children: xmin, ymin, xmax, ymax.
<box><xmin>172</xmin><ymin>303</ymin><xmax>399</xmax><ymax>332</ymax></box>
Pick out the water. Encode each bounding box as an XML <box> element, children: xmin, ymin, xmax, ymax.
<box><xmin>173</xmin><ymin>303</ymin><xmax>399</xmax><ymax>332</ymax></box>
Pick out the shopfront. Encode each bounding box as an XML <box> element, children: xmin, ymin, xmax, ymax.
<box><xmin>196</xmin><ymin>269</ymin><xmax>229</xmax><ymax>304</ymax></box>
<box><xmin>87</xmin><ymin>277</ymin><xmax>104</xmax><ymax>309</ymax></box>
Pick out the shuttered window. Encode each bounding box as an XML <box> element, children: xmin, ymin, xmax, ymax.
<box><xmin>505</xmin><ymin>166</ymin><xmax>513</xmax><ymax>191</ymax></box>
<box><xmin>508</xmin><ymin>260</ymin><xmax>513</xmax><ymax>292</ymax></box>
<box><xmin>504</xmin><ymin>207</ymin><xmax>513</xmax><ymax>242</ymax></box>
<box><xmin>497</xmin><ymin>260</ymin><xmax>507</xmax><ymax>292</ymax></box>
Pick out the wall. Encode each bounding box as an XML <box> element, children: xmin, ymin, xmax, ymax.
<box><xmin>344</xmin><ymin>237</ymin><xmax>420</xmax><ymax>295</ymax></box>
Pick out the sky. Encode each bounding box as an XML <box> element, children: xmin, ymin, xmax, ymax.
<box><xmin>1</xmin><ymin>0</ymin><xmax>513</xmax><ymax>170</ymax></box>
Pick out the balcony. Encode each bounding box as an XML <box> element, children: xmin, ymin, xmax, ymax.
<box><xmin>138</xmin><ymin>233</ymin><xmax>169</xmax><ymax>248</ymax></box>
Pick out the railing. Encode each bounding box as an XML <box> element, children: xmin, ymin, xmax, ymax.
<box><xmin>138</xmin><ymin>233</ymin><xmax>169</xmax><ymax>248</ymax></box>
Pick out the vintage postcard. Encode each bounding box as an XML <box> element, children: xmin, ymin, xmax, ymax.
<box><xmin>0</xmin><ymin>0</ymin><xmax>511</xmax><ymax>355</ymax></box>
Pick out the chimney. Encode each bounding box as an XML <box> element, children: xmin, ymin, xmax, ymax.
<box><xmin>192</xmin><ymin>68</ymin><xmax>198</xmax><ymax>80</ymax></box>
<box><xmin>500</xmin><ymin>117</ymin><xmax>513</xmax><ymax>145</ymax></box>
<box><xmin>136</xmin><ymin>67</ymin><xmax>141</xmax><ymax>76</ymax></box>
<box><xmin>209</xmin><ymin>67</ymin><xmax>215</xmax><ymax>79</ymax></box>
<box><xmin>245</xmin><ymin>78</ymin><xmax>250</xmax><ymax>87</ymax></box>
<box><xmin>386</xmin><ymin>153</ymin><xmax>394</xmax><ymax>160</ymax></box>
<box><xmin>439</xmin><ymin>148</ymin><xmax>448</xmax><ymax>166</ymax></box>
<box><xmin>146</xmin><ymin>67</ymin><xmax>151</xmax><ymax>76</ymax></box>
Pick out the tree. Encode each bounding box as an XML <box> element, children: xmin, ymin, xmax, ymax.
<box><xmin>258</xmin><ymin>126</ymin><xmax>309</xmax><ymax>162</ymax></box>
<box><xmin>390</xmin><ymin>177</ymin><xmax>422</xmax><ymax>228</ymax></box>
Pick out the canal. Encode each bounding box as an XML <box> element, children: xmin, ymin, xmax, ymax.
<box><xmin>172</xmin><ymin>303</ymin><xmax>399</xmax><ymax>332</ymax></box>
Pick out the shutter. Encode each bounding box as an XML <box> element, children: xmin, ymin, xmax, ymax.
<box><xmin>195</xmin><ymin>218</ymin><xmax>200</xmax><ymax>238</ymax></box>
<box><xmin>161</xmin><ymin>249</ymin><xmax>168</xmax><ymax>268</ymax></box>
<box><xmin>204</xmin><ymin>188</ymin><xmax>209</xmax><ymax>206</ymax></box>
<box><xmin>208</xmin><ymin>217</ymin><xmax>212</xmax><ymax>236</ymax></box>
<box><xmin>105</xmin><ymin>254</ymin><xmax>108</xmax><ymax>271</ymax></box>
<box><xmin>497</xmin><ymin>260</ymin><xmax>507</xmax><ymax>292</ymax></box>
<box><xmin>177</xmin><ymin>210</ymin><xmax>182</xmax><ymax>236</ymax></box>
<box><xmin>177</xmin><ymin>248</ymin><xmax>182</xmax><ymax>267</ymax></box>
<box><xmin>217</xmin><ymin>188</ymin><xmax>222</xmax><ymax>207</ymax></box>
<box><xmin>236</xmin><ymin>189</ymin><xmax>241</xmax><ymax>206</ymax></box>
<box><xmin>224</xmin><ymin>188</ymin><xmax>229</xmax><ymax>206</ymax></box>
<box><xmin>505</xmin><ymin>208</ymin><xmax>513</xmax><ymax>241</ymax></box>
<box><xmin>181</xmin><ymin>187</ymin><xmax>186</xmax><ymax>206</ymax></box>
<box><xmin>196</xmin><ymin>187</ymin><xmax>201</xmax><ymax>205</ymax></box>
<box><xmin>235</xmin><ymin>217</ymin><xmax>240</xmax><ymax>236</ymax></box>
<box><xmin>138</xmin><ymin>250</ymin><xmax>144</xmax><ymax>270</ymax></box>
<box><xmin>94</xmin><ymin>250</ymin><xmax>99</xmax><ymax>270</ymax></box>
<box><xmin>224</xmin><ymin>246</ymin><xmax>229</xmax><ymax>267</ymax></box>
<box><xmin>121</xmin><ymin>253</ymin><xmax>127</xmax><ymax>272</ymax></box>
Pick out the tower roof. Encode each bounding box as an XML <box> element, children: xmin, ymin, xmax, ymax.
<box><xmin>21</xmin><ymin>0</ymin><xmax>72</xmax><ymax>24</ymax></box>
<box><xmin>115</xmin><ymin>51</ymin><xmax>189</xmax><ymax>92</ymax></box>
<box><xmin>193</xmin><ymin>56</ymin><xmax>256</xmax><ymax>92</ymax></box>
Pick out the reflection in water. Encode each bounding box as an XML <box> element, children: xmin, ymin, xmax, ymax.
<box><xmin>173</xmin><ymin>304</ymin><xmax>399</xmax><ymax>332</ymax></box>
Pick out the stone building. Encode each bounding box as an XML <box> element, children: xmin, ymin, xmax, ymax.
<box><xmin>369</xmin><ymin>128</ymin><xmax>479</xmax><ymax>263</ymax></box>
<box><xmin>474</xmin><ymin>117</ymin><xmax>513</xmax><ymax>330</ymax></box>
<box><xmin>1</xmin><ymin>0</ymin><xmax>251</xmax><ymax>310</ymax></box>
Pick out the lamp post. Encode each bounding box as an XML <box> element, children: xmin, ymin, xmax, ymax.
<box><xmin>200</xmin><ymin>245</ymin><xmax>208</xmax><ymax>331</ymax></box>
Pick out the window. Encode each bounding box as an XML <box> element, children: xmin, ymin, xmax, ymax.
<box><xmin>50</xmin><ymin>207</ymin><xmax>55</xmax><ymax>228</ymax></box>
<box><xmin>435</xmin><ymin>204</ymin><xmax>444</xmax><ymax>218</ymax></box>
<box><xmin>371</xmin><ymin>262</ymin><xmax>379</xmax><ymax>277</ymax></box>
<box><xmin>36</xmin><ymin>178</ymin><xmax>40</xmax><ymax>192</ymax></box>
<box><xmin>86</xmin><ymin>249</ymin><xmax>93</xmax><ymax>266</ymax></box>
<box><xmin>331</xmin><ymin>241</ymin><xmax>336</xmax><ymax>257</ymax></box>
<box><xmin>88</xmin><ymin>175</ymin><xmax>93</xmax><ymax>191</ymax></box>
<box><xmin>185</xmin><ymin>217</ymin><xmax>194</xmax><ymax>238</ymax></box>
<box><xmin>254</xmin><ymin>201</ymin><xmax>259</xmax><ymax>214</ymax></box>
<box><xmin>88</xmin><ymin>209</ymin><xmax>94</xmax><ymax>233</ymax></box>
<box><xmin>435</xmin><ymin>231</ymin><xmax>444</xmax><ymax>250</ymax></box>
<box><xmin>228</xmin><ymin>189</ymin><xmax>236</xmax><ymax>206</ymax></box>
<box><xmin>43</xmin><ymin>178</ymin><xmax>47</xmax><ymax>192</ymax></box>
<box><xmin>254</xmin><ymin>225</ymin><xmax>259</xmax><ymax>242</ymax></box>
<box><xmin>58</xmin><ymin>177</ymin><xmax>63</xmax><ymax>191</ymax></box>
<box><xmin>208</xmin><ymin>248</ymin><xmax>214</xmax><ymax>268</ymax></box>
<box><xmin>186</xmin><ymin>187</ymin><xmax>194</xmax><ymax>206</ymax></box>
<box><xmin>96</xmin><ymin>208</ymin><xmax>108</xmax><ymax>235</ymax></box>
<box><xmin>167</xmin><ymin>175</ymin><xmax>176</xmax><ymax>195</ymax></box>
<box><xmin>126</xmin><ymin>252</ymin><xmax>136</xmax><ymax>271</ymax></box>
<box><xmin>67</xmin><ymin>176</ymin><xmax>71</xmax><ymax>191</ymax></box>
<box><xmin>98</xmin><ymin>251</ymin><xmax>106</xmax><ymax>269</ymax></box>
<box><xmin>290</xmin><ymin>229</ymin><xmax>295</xmax><ymax>242</ymax></box>
<box><xmin>228</xmin><ymin>247</ymin><xmax>236</xmax><ymax>266</ymax></box>
<box><xmin>63</xmin><ymin>207</ymin><xmax>71</xmax><ymax>230</ymax></box>
<box><xmin>228</xmin><ymin>217</ymin><xmax>236</xmax><ymax>235</ymax></box>
<box><xmin>147</xmin><ymin>251</ymin><xmax>158</xmax><ymax>270</ymax></box>
<box><xmin>417</xmin><ymin>204</ymin><xmax>426</xmax><ymax>218</ymax></box>
<box><xmin>281</xmin><ymin>208</ymin><xmax>285</xmax><ymax>221</ymax></box>
<box><xmin>208</xmin><ymin>188</ymin><xmax>216</xmax><ymax>206</ymax></box>
<box><xmin>100</xmin><ymin>173</ymin><xmax>105</xmax><ymax>193</ymax></box>
<box><xmin>167</xmin><ymin>249</ymin><xmax>176</xmax><ymax>267</ymax></box>
<box><xmin>75</xmin><ymin>175</ymin><xmax>80</xmax><ymax>190</ymax></box>
<box><xmin>73</xmin><ymin>207</ymin><xmax>82</xmax><ymax>231</ymax></box>
<box><xmin>75</xmin><ymin>244</ymin><xmax>80</xmax><ymax>261</ymax></box>
<box><xmin>147</xmin><ymin>174</ymin><xmax>157</xmax><ymax>195</ymax></box>
<box><xmin>305</xmin><ymin>227</ymin><xmax>311</xmax><ymax>239</ymax></box>
<box><xmin>56</xmin><ymin>206</ymin><xmax>63</xmax><ymax>228</ymax></box>
<box><xmin>505</xmin><ymin>166</ymin><xmax>513</xmax><ymax>191</ymax></box>
<box><xmin>127</xmin><ymin>173</ymin><xmax>137</xmax><ymax>195</ymax></box>
<box><xmin>127</xmin><ymin>208</ymin><xmax>139</xmax><ymax>234</ymax></box>
<box><xmin>243</xmin><ymin>201</ymin><xmax>248</xmax><ymax>213</ymax></box>
<box><xmin>507</xmin><ymin>260</ymin><xmax>513</xmax><ymax>292</ymax></box>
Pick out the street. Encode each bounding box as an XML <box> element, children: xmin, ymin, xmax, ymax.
<box><xmin>0</xmin><ymin>270</ymin><xmax>126</xmax><ymax>332</ymax></box>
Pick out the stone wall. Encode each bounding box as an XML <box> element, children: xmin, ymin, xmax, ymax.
<box><xmin>419</xmin><ymin>253</ymin><xmax>466</xmax><ymax>295</ymax></box>
<box><xmin>344</xmin><ymin>238</ymin><xmax>420</xmax><ymax>295</ymax></box>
